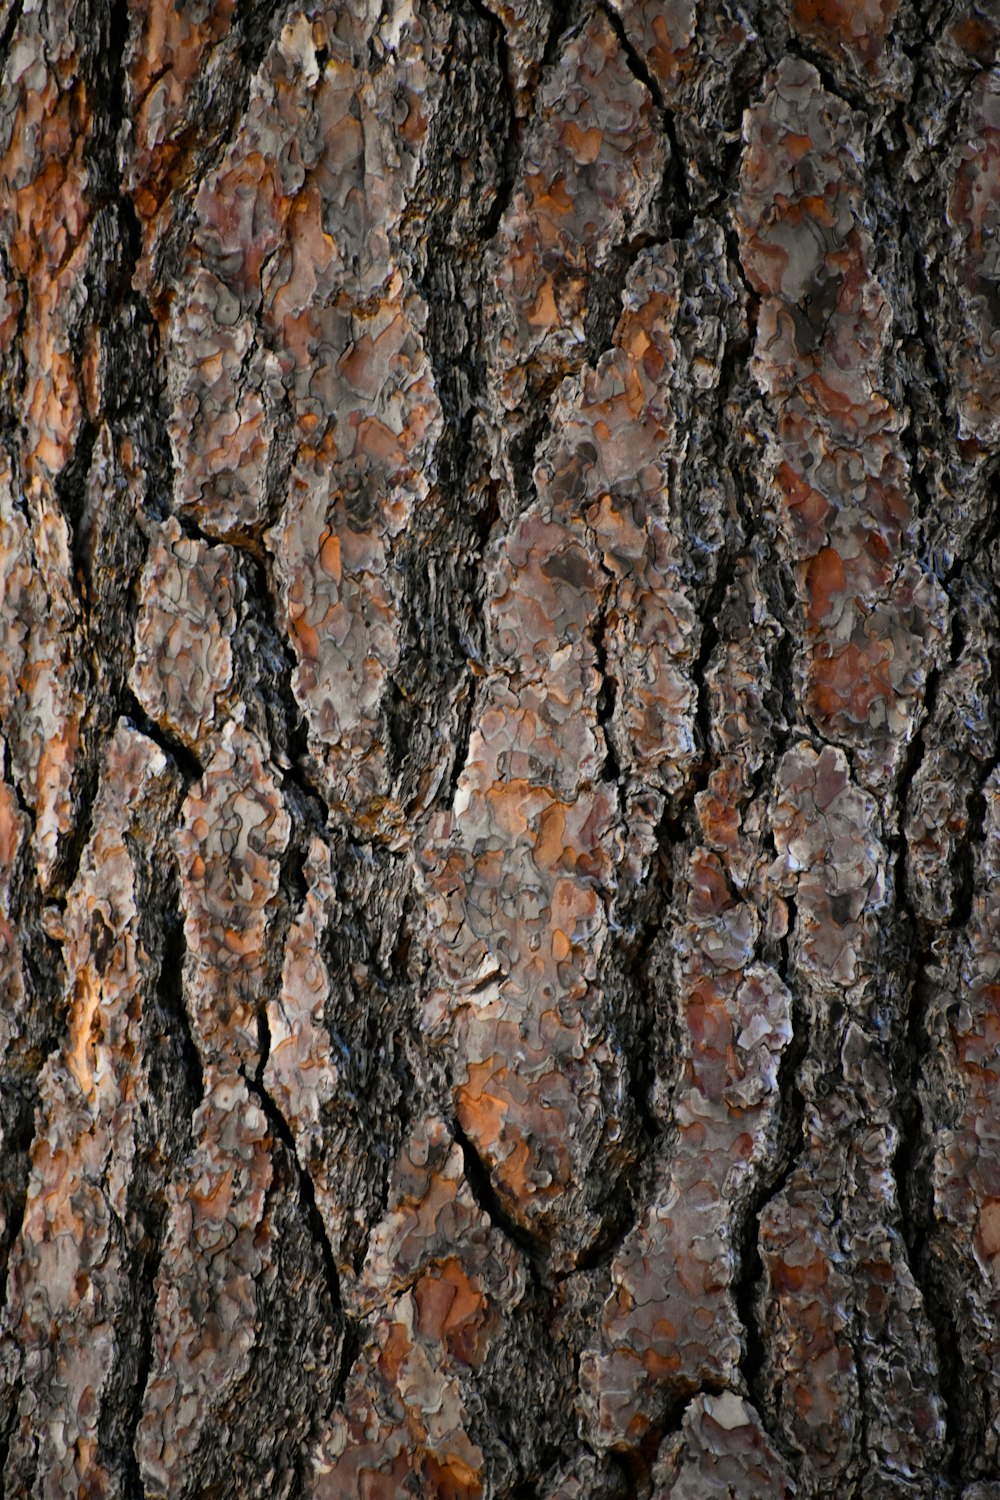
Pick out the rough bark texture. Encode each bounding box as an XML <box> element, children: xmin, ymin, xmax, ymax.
<box><xmin>2</xmin><ymin>1</ymin><xmax>1000</xmax><ymax>1497</ymax></box>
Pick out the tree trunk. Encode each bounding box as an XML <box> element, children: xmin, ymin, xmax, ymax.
<box><xmin>1</xmin><ymin>0</ymin><xmax>999</xmax><ymax>1496</ymax></box>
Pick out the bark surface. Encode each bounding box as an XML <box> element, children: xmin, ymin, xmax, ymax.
<box><xmin>1</xmin><ymin>1</ymin><xmax>1000</xmax><ymax>1497</ymax></box>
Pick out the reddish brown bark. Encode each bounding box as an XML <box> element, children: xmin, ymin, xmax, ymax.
<box><xmin>1</xmin><ymin>3</ymin><xmax>1000</xmax><ymax>1498</ymax></box>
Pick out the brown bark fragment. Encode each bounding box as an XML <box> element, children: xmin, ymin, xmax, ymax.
<box><xmin>763</xmin><ymin>743</ymin><xmax>945</xmax><ymax>1490</ymax></box>
<box><xmin>0</xmin><ymin>3</ymin><xmax>91</xmax><ymax>481</ymax></box>
<box><xmin>420</xmin><ymin>240</ymin><xmax>736</xmax><ymax>1267</ymax></box>
<box><xmin>123</xmin><ymin>0</ymin><xmax>239</xmax><ymax>284</ymax></box>
<box><xmin>609</xmin><ymin>0</ymin><xmax>758</xmax><ymax>206</ymax></box>
<box><xmin>131</xmin><ymin>518</ymin><xmax>240</xmax><ymax>751</ymax></box>
<box><xmin>267</xmin><ymin>287</ymin><xmax>442</xmax><ymax>821</ymax></box>
<box><xmin>137</xmin><ymin>1074</ymin><xmax>272</xmax><ymax>1489</ymax></box>
<box><xmin>786</xmin><ymin>0</ymin><xmax>910</xmax><ymax>99</ymax></box>
<box><xmin>580</xmin><ymin>902</ymin><xmax>791</xmax><ymax>1450</ymax></box>
<box><xmin>264</xmin><ymin>837</ymin><xmax>347</xmax><ymax>1254</ymax></box>
<box><xmin>484</xmin><ymin>7</ymin><xmax>666</xmax><ymax>451</ymax></box>
<box><xmin>308</xmin><ymin>1116</ymin><xmax>526</xmax><ymax>1500</ymax></box>
<box><xmin>176</xmin><ymin>721</ymin><xmax>289</xmax><ymax>1073</ymax></box>
<box><xmin>651</xmin><ymin>1391</ymin><xmax>795</xmax><ymax>1498</ymax></box>
<box><xmin>736</xmin><ymin>58</ymin><xmax>946</xmax><ymax>790</ymax></box>
<box><xmin>944</xmin><ymin>71</ymin><xmax>1000</xmax><ymax>448</ymax></box>
<box><xmin>0</xmin><ymin>463</ymin><xmax>84</xmax><ymax>891</ymax></box>
<box><xmin>1</xmin><ymin>724</ymin><xmax>181</xmax><ymax>1498</ymax></box>
<box><xmin>163</xmin><ymin>0</ymin><xmax>458</xmax><ymax>825</ymax></box>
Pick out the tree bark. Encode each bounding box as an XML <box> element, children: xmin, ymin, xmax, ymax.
<box><xmin>1</xmin><ymin>1</ymin><xmax>999</xmax><ymax>1496</ymax></box>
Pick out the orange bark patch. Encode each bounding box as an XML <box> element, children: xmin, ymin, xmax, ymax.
<box><xmin>414</xmin><ymin>1259</ymin><xmax>489</xmax><ymax>1364</ymax></box>
<box><xmin>456</xmin><ymin>1062</ymin><xmax>509</xmax><ymax>1156</ymax></box>
<box><xmin>562</xmin><ymin>123</ymin><xmax>603</xmax><ymax>165</ymax></box>
<box><xmin>811</xmin><ymin>637</ymin><xmax>892</xmax><ymax>726</ymax></box>
<box><xmin>805</xmin><ymin>546</ymin><xmax>847</xmax><ymax>624</ymax></box>
<box><xmin>792</xmin><ymin>0</ymin><xmax>899</xmax><ymax>64</ymax></box>
<box><xmin>421</xmin><ymin>1453</ymin><xmax>483</xmax><ymax>1500</ymax></box>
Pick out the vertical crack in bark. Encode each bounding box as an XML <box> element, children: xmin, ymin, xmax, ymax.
<box><xmin>155</xmin><ymin>901</ymin><xmax>205</xmax><ymax>1124</ymax></box>
<box><xmin>450</xmin><ymin>1115</ymin><xmax>547</xmax><ymax>1291</ymax></box>
<box><xmin>250</xmin><ymin>1008</ymin><xmax>346</xmax><ymax>1331</ymax></box>
<box><xmin>122</xmin><ymin>849</ymin><xmax>193</xmax><ymax>1500</ymax></box>
<box><xmin>115</xmin><ymin>1200</ymin><xmax>164</xmax><ymax>1500</ymax></box>
<box><xmin>883</xmin><ymin>69</ymin><xmax>1000</xmax><ymax>1478</ymax></box>
<box><xmin>0</xmin><ymin>792</ymin><xmax>66</xmax><ymax>1318</ymax></box>
<box><xmin>0</xmin><ymin>0</ymin><xmax>23</xmax><ymax>66</ymax></box>
<box><xmin>461</xmin><ymin>0</ymin><xmax>521</xmax><ymax>245</ymax></box>
<box><xmin>733</xmin><ymin>993</ymin><xmax>808</xmax><ymax>1416</ymax></box>
<box><xmin>596</xmin><ymin>1</ymin><xmax>693</xmax><ymax>243</ymax></box>
<box><xmin>952</xmin><ymin>755</ymin><xmax>1000</xmax><ymax>936</ymax></box>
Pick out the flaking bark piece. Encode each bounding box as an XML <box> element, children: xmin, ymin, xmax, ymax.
<box><xmin>420</xmin><ymin>237</ymin><xmax>737</xmax><ymax>1270</ymax></box>
<box><xmin>264</xmin><ymin>836</ymin><xmax>353</xmax><ymax>1266</ymax></box>
<box><xmin>137</xmin><ymin>1069</ymin><xmax>338</xmax><ymax>1500</ymax></box>
<box><xmin>131</xmin><ymin>517</ymin><xmax>241</xmax><ymax>751</ymax></box>
<box><xmin>904</xmin><ymin>585</ymin><xmax>997</xmax><ymax>928</ymax></box>
<box><xmin>943</xmin><ymin>70</ymin><xmax>1000</xmax><ymax>448</ymax></box>
<box><xmin>419</xmin><ymin>499</ymin><xmax>624</xmax><ymax>1268</ymax></box>
<box><xmin>0</xmin><ymin>0</ymin><xmax>91</xmax><ymax>482</ymax></box>
<box><xmin>607</xmin><ymin>0</ymin><xmax>759</xmax><ymax>203</ymax></box>
<box><xmin>650</xmin><ymin>1391</ymin><xmax>796</xmax><ymax>1498</ymax></box>
<box><xmin>785</xmin><ymin>0</ymin><xmax>913</xmax><ymax>103</ymax></box>
<box><xmin>537</xmin><ymin>236</ymin><xmax>738</xmax><ymax>797</ymax></box>
<box><xmin>580</xmin><ymin>865</ymin><xmax>792</xmax><ymax>1451</ymax></box>
<box><xmin>757</xmin><ymin>1162</ymin><xmax>859</xmax><ymax>1490</ymax></box>
<box><xmin>480</xmin><ymin>0</ymin><xmax>553</xmax><ymax>116</ymax></box>
<box><xmin>165</xmin><ymin>0</ymin><xmax>450</xmax><ymax>537</ymax></box>
<box><xmin>169</xmin><ymin>0</ymin><xmax>453</xmax><ymax>823</ymax></box>
<box><xmin>538</xmin><ymin>1451</ymin><xmax>628</xmax><ymax>1500</ymax></box>
<box><xmin>936</xmin><ymin>8</ymin><xmax>1000</xmax><ymax>73</ymax></box>
<box><xmin>309</xmin><ymin>1114</ymin><xmax>526</xmax><ymax>1500</ymax></box>
<box><xmin>928</xmin><ymin>770</ymin><xmax>1000</xmax><ymax>1471</ymax></box>
<box><xmin>769</xmin><ymin>742</ymin><xmax>885</xmax><ymax>995</ymax></box>
<box><xmin>0</xmin><ymin>755</ymin><xmax>28</xmax><ymax>1273</ymax></box>
<box><xmin>176</xmin><ymin>721</ymin><xmax>290</xmax><ymax>1074</ymax></box>
<box><xmin>484</xmin><ymin>6</ymin><xmax>666</xmax><ymax>429</ymax></box>
<box><xmin>0</xmin><ymin>464</ymin><xmax>85</xmax><ymax>891</ymax></box>
<box><xmin>122</xmin><ymin>0</ymin><xmax>241</xmax><ymax>292</ymax></box>
<box><xmin>266</xmin><ymin>286</ymin><xmax>443</xmax><ymax>824</ymax></box>
<box><xmin>1</xmin><ymin>723</ymin><xmax>182</xmax><ymax>1499</ymax></box>
<box><xmin>166</xmin><ymin>267</ymin><xmax>287</xmax><ymax>538</ymax></box>
<box><xmin>758</xmin><ymin>1084</ymin><xmax>945</xmax><ymax>1493</ymax></box>
<box><xmin>736</xmin><ymin>57</ymin><xmax>947</xmax><ymax>790</ymax></box>
<box><xmin>762</xmin><ymin>743</ymin><xmax>946</xmax><ymax>1487</ymax></box>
